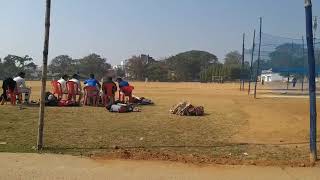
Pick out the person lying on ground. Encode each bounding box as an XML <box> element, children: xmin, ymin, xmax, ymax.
<box><xmin>13</xmin><ymin>72</ymin><xmax>31</xmax><ymax>104</ymax></box>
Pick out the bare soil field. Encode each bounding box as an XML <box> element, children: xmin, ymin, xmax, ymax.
<box><xmin>2</xmin><ymin>153</ymin><xmax>320</xmax><ymax>180</ymax></box>
<box><xmin>0</xmin><ymin>81</ymin><xmax>319</xmax><ymax>166</ymax></box>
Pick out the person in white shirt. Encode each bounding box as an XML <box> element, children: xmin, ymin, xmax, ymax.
<box><xmin>13</xmin><ymin>72</ymin><xmax>31</xmax><ymax>103</ymax></box>
<box><xmin>68</xmin><ymin>74</ymin><xmax>82</xmax><ymax>103</ymax></box>
<box><xmin>57</xmin><ymin>74</ymin><xmax>68</xmax><ymax>93</ymax></box>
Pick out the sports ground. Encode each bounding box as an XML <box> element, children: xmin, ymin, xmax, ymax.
<box><xmin>0</xmin><ymin>81</ymin><xmax>319</xmax><ymax>166</ymax></box>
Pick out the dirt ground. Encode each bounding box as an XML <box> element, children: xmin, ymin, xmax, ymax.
<box><xmin>26</xmin><ymin>81</ymin><xmax>319</xmax><ymax>144</ymax></box>
<box><xmin>1</xmin><ymin>153</ymin><xmax>320</xmax><ymax>180</ymax></box>
<box><xmin>1</xmin><ymin>81</ymin><xmax>320</xmax><ymax>166</ymax></box>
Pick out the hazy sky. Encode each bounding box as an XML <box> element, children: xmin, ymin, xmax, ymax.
<box><xmin>0</xmin><ymin>0</ymin><xmax>319</xmax><ymax>65</ymax></box>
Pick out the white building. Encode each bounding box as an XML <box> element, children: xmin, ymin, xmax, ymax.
<box><xmin>260</xmin><ymin>69</ymin><xmax>285</xmax><ymax>82</ymax></box>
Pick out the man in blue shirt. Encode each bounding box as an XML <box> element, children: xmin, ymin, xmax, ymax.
<box><xmin>84</xmin><ymin>74</ymin><xmax>101</xmax><ymax>90</ymax></box>
<box><xmin>116</xmin><ymin>77</ymin><xmax>129</xmax><ymax>88</ymax></box>
<box><xmin>116</xmin><ymin>77</ymin><xmax>134</xmax><ymax>103</ymax></box>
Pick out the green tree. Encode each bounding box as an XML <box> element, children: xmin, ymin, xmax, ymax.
<box><xmin>166</xmin><ymin>50</ymin><xmax>218</xmax><ymax>81</ymax></box>
<box><xmin>125</xmin><ymin>54</ymin><xmax>155</xmax><ymax>80</ymax></box>
<box><xmin>1</xmin><ymin>55</ymin><xmax>35</xmax><ymax>78</ymax></box>
<box><xmin>49</xmin><ymin>55</ymin><xmax>76</xmax><ymax>75</ymax></box>
<box><xmin>145</xmin><ymin>61</ymin><xmax>169</xmax><ymax>81</ymax></box>
<box><xmin>224</xmin><ymin>51</ymin><xmax>242</xmax><ymax>65</ymax></box>
<box><xmin>78</xmin><ymin>53</ymin><xmax>111</xmax><ymax>79</ymax></box>
<box><xmin>269</xmin><ymin>43</ymin><xmax>305</xmax><ymax>79</ymax></box>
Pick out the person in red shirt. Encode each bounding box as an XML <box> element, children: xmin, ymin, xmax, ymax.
<box><xmin>102</xmin><ymin>77</ymin><xmax>117</xmax><ymax>106</ymax></box>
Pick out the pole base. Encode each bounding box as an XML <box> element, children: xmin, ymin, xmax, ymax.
<box><xmin>310</xmin><ymin>153</ymin><xmax>317</xmax><ymax>166</ymax></box>
<box><xmin>37</xmin><ymin>144</ymin><xmax>43</xmax><ymax>151</ymax></box>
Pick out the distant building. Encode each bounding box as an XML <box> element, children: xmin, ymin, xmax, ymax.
<box><xmin>260</xmin><ymin>69</ymin><xmax>285</xmax><ymax>82</ymax></box>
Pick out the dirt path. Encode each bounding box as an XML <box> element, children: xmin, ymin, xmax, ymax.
<box><xmin>0</xmin><ymin>153</ymin><xmax>320</xmax><ymax>180</ymax></box>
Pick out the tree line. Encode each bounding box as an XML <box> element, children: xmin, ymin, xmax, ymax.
<box><xmin>0</xmin><ymin>51</ymin><xmax>257</xmax><ymax>82</ymax></box>
<box><xmin>0</xmin><ymin>53</ymin><xmax>112</xmax><ymax>80</ymax></box>
<box><xmin>123</xmin><ymin>50</ymin><xmax>248</xmax><ymax>82</ymax></box>
<box><xmin>0</xmin><ymin>55</ymin><xmax>37</xmax><ymax>80</ymax></box>
<box><xmin>1</xmin><ymin>44</ymin><xmax>314</xmax><ymax>82</ymax></box>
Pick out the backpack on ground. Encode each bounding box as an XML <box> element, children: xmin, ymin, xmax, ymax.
<box><xmin>45</xmin><ymin>92</ymin><xmax>58</xmax><ymax>106</ymax></box>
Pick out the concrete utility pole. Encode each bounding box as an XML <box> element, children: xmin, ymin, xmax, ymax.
<box><xmin>37</xmin><ymin>0</ymin><xmax>51</xmax><ymax>150</ymax></box>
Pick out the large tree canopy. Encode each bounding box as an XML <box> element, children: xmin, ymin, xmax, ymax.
<box><xmin>48</xmin><ymin>53</ymin><xmax>111</xmax><ymax>79</ymax></box>
<box><xmin>269</xmin><ymin>43</ymin><xmax>305</xmax><ymax>70</ymax></box>
<box><xmin>77</xmin><ymin>54</ymin><xmax>111</xmax><ymax>79</ymax></box>
<box><xmin>224</xmin><ymin>51</ymin><xmax>242</xmax><ymax>66</ymax></box>
<box><xmin>166</xmin><ymin>50</ymin><xmax>218</xmax><ymax>81</ymax></box>
<box><xmin>49</xmin><ymin>55</ymin><xmax>76</xmax><ymax>75</ymax></box>
<box><xmin>0</xmin><ymin>54</ymin><xmax>37</xmax><ymax>79</ymax></box>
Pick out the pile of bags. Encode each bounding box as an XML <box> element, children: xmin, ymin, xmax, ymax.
<box><xmin>170</xmin><ymin>101</ymin><xmax>204</xmax><ymax>116</ymax></box>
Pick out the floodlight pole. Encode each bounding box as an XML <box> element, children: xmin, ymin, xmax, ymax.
<box><xmin>305</xmin><ymin>0</ymin><xmax>317</xmax><ymax>164</ymax></box>
<box><xmin>254</xmin><ymin>17</ymin><xmax>262</xmax><ymax>99</ymax></box>
<box><xmin>248</xmin><ymin>30</ymin><xmax>256</xmax><ymax>95</ymax></box>
<box><xmin>37</xmin><ymin>0</ymin><xmax>51</xmax><ymax>150</ymax></box>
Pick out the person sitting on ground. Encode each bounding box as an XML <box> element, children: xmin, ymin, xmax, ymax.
<box><xmin>0</xmin><ymin>77</ymin><xmax>17</xmax><ymax>105</ymax></box>
<box><xmin>116</xmin><ymin>77</ymin><xmax>134</xmax><ymax>103</ymax></box>
<box><xmin>84</xmin><ymin>74</ymin><xmax>101</xmax><ymax>90</ymax></box>
<box><xmin>102</xmin><ymin>77</ymin><xmax>117</xmax><ymax>106</ymax></box>
<box><xmin>68</xmin><ymin>74</ymin><xmax>83</xmax><ymax>103</ymax></box>
<box><xmin>13</xmin><ymin>72</ymin><xmax>31</xmax><ymax>104</ymax></box>
<box><xmin>57</xmin><ymin>74</ymin><xmax>68</xmax><ymax>93</ymax></box>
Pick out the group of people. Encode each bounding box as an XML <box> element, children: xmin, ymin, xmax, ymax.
<box><xmin>1</xmin><ymin>71</ymin><xmax>133</xmax><ymax>106</ymax></box>
<box><xmin>56</xmin><ymin>73</ymin><xmax>133</xmax><ymax>105</ymax></box>
<box><xmin>1</xmin><ymin>72</ymin><xmax>31</xmax><ymax>105</ymax></box>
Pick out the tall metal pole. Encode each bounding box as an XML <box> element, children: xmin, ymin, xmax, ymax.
<box><xmin>313</xmin><ymin>16</ymin><xmax>318</xmax><ymax>45</ymax></box>
<box><xmin>248</xmin><ymin>30</ymin><xmax>256</xmax><ymax>95</ymax></box>
<box><xmin>302</xmin><ymin>36</ymin><xmax>305</xmax><ymax>92</ymax></box>
<box><xmin>241</xmin><ymin>33</ymin><xmax>245</xmax><ymax>91</ymax></box>
<box><xmin>305</xmin><ymin>0</ymin><xmax>317</xmax><ymax>164</ymax></box>
<box><xmin>254</xmin><ymin>17</ymin><xmax>262</xmax><ymax>99</ymax></box>
<box><xmin>37</xmin><ymin>0</ymin><xmax>51</xmax><ymax>150</ymax></box>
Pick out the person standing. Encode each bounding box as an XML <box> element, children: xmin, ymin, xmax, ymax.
<box><xmin>292</xmin><ymin>77</ymin><xmax>297</xmax><ymax>88</ymax></box>
<box><xmin>13</xmin><ymin>72</ymin><xmax>31</xmax><ymax>104</ymax></box>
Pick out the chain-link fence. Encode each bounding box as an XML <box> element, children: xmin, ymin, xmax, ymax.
<box><xmin>245</xmin><ymin>31</ymin><xmax>320</xmax><ymax>97</ymax></box>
